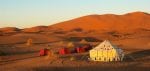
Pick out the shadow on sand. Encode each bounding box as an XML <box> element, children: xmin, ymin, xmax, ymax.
<box><xmin>124</xmin><ymin>49</ymin><xmax>150</xmax><ymax>62</ymax></box>
<box><xmin>0</xmin><ymin>52</ymin><xmax>39</xmax><ymax>65</ymax></box>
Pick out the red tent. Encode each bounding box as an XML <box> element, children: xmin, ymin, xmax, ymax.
<box><xmin>59</xmin><ymin>48</ymin><xmax>70</xmax><ymax>55</ymax></box>
<box><xmin>82</xmin><ymin>44</ymin><xmax>92</xmax><ymax>51</ymax></box>
<box><xmin>39</xmin><ymin>49</ymin><xmax>49</xmax><ymax>56</ymax></box>
<box><xmin>76</xmin><ymin>47</ymin><xmax>85</xmax><ymax>53</ymax></box>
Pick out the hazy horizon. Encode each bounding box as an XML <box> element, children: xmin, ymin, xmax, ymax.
<box><xmin>0</xmin><ymin>0</ymin><xmax>150</xmax><ymax>28</ymax></box>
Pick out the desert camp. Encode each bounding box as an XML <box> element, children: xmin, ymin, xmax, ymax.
<box><xmin>0</xmin><ymin>1</ymin><xmax>150</xmax><ymax>71</ymax></box>
<box><xmin>39</xmin><ymin>40</ymin><xmax>124</xmax><ymax>62</ymax></box>
<box><xmin>0</xmin><ymin>13</ymin><xmax>150</xmax><ymax>71</ymax></box>
<box><xmin>89</xmin><ymin>40</ymin><xmax>124</xmax><ymax>62</ymax></box>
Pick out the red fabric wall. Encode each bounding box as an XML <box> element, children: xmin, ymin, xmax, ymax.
<box><xmin>59</xmin><ymin>48</ymin><xmax>70</xmax><ymax>55</ymax></box>
<box><xmin>39</xmin><ymin>49</ymin><xmax>49</xmax><ymax>56</ymax></box>
<box><xmin>76</xmin><ymin>47</ymin><xmax>85</xmax><ymax>53</ymax></box>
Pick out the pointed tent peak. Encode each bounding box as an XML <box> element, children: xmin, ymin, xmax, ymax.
<box><xmin>101</xmin><ymin>40</ymin><xmax>113</xmax><ymax>45</ymax></box>
<box><xmin>103</xmin><ymin>40</ymin><xmax>110</xmax><ymax>43</ymax></box>
<box><xmin>93</xmin><ymin>40</ymin><xmax>118</xmax><ymax>50</ymax></box>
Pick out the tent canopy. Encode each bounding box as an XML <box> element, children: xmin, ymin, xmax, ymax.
<box><xmin>89</xmin><ymin>40</ymin><xmax>124</xmax><ymax>62</ymax></box>
<box><xmin>93</xmin><ymin>40</ymin><xmax>118</xmax><ymax>50</ymax></box>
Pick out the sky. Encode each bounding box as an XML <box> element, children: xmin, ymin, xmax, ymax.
<box><xmin>0</xmin><ymin>0</ymin><xmax>150</xmax><ymax>28</ymax></box>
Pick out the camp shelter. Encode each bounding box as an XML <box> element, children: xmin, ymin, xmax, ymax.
<box><xmin>76</xmin><ymin>47</ymin><xmax>85</xmax><ymax>53</ymax></box>
<box><xmin>89</xmin><ymin>40</ymin><xmax>124</xmax><ymax>62</ymax></box>
<box><xmin>59</xmin><ymin>48</ymin><xmax>70</xmax><ymax>55</ymax></box>
<box><xmin>39</xmin><ymin>48</ymin><xmax>49</xmax><ymax>56</ymax></box>
<box><xmin>82</xmin><ymin>44</ymin><xmax>92</xmax><ymax>51</ymax></box>
<box><xmin>76</xmin><ymin>44</ymin><xmax>92</xmax><ymax>53</ymax></box>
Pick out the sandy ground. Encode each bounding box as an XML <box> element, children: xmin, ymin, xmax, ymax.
<box><xmin>0</xmin><ymin>31</ymin><xmax>150</xmax><ymax>71</ymax></box>
<box><xmin>0</xmin><ymin>49</ymin><xmax>150</xmax><ymax>71</ymax></box>
<box><xmin>0</xmin><ymin>12</ymin><xmax>150</xmax><ymax>71</ymax></box>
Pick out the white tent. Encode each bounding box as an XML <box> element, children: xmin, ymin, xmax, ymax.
<box><xmin>89</xmin><ymin>40</ymin><xmax>124</xmax><ymax>62</ymax></box>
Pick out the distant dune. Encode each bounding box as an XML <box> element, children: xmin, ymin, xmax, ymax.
<box><xmin>0</xmin><ymin>12</ymin><xmax>149</xmax><ymax>34</ymax></box>
<box><xmin>0</xmin><ymin>27</ymin><xmax>20</xmax><ymax>33</ymax></box>
<box><xmin>50</xmin><ymin>11</ymin><xmax>150</xmax><ymax>33</ymax></box>
<box><xmin>22</xmin><ymin>26</ymin><xmax>49</xmax><ymax>33</ymax></box>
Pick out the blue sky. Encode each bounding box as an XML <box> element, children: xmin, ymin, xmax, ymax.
<box><xmin>0</xmin><ymin>0</ymin><xmax>150</xmax><ymax>28</ymax></box>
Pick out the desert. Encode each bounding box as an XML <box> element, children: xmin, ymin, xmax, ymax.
<box><xmin>0</xmin><ymin>12</ymin><xmax>150</xmax><ymax>71</ymax></box>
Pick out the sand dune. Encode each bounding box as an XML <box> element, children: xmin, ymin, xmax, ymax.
<box><xmin>0</xmin><ymin>27</ymin><xmax>20</xmax><ymax>33</ymax></box>
<box><xmin>50</xmin><ymin>12</ymin><xmax>150</xmax><ymax>33</ymax></box>
<box><xmin>0</xmin><ymin>12</ymin><xmax>150</xmax><ymax>71</ymax></box>
<box><xmin>22</xmin><ymin>26</ymin><xmax>49</xmax><ymax>33</ymax></box>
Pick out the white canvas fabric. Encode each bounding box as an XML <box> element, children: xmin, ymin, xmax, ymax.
<box><xmin>89</xmin><ymin>40</ymin><xmax>124</xmax><ymax>62</ymax></box>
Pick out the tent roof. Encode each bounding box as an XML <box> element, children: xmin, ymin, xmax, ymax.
<box><xmin>92</xmin><ymin>40</ymin><xmax>120</xmax><ymax>50</ymax></box>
